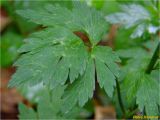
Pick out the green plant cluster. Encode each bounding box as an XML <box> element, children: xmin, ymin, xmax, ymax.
<box><xmin>1</xmin><ymin>0</ymin><xmax>159</xmax><ymax>119</ymax></box>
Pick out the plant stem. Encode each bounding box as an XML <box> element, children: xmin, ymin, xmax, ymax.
<box><xmin>93</xmin><ymin>81</ymin><xmax>104</xmax><ymax>106</ymax></box>
<box><xmin>115</xmin><ymin>78</ymin><xmax>126</xmax><ymax>117</ymax></box>
<box><xmin>146</xmin><ymin>42</ymin><xmax>160</xmax><ymax>74</ymax></box>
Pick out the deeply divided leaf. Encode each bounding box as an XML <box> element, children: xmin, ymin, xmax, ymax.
<box><xmin>9</xmin><ymin>2</ymin><xmax>120</xmax><ymax>110</ymax></box>
<box><xmin>17</xmin><ymin>2</ymin><xmax>108</xmax><ymax>45</ymax></box>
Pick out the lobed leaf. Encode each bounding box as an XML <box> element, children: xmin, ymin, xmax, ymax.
<box><xmin>136</xmin><ymin>75</ymin><xmax>159</xmax><ymax>116</ymax></box>
<box><xmin>121</xmin><ymin>55</ymin><xmax>159</xmax><ymax>116</ymax></box>
<box><xmin>9</xmin><ymin>2</ymin><xmax>120</xmax><ymax>109</ymax></box>
<box><xmin>18</xmin><ymin>103</ymin><xmax>37</xmax><ymax>119</ymax></box>
<box><xmin>18</xmin><ymin>86</ymin><xmax>87</xmax><ymax>119</ymax></box>
<box><xmin>17</xmin><ymin>2</ymin><xmax>108</xmax><ymax>45</ymax></box>
<box><xmin>62</xmin><ymin>59</ymin><xmax>95</xmax><ymax>112</ymax></box>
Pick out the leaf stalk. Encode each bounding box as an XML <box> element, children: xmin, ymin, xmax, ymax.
<box><xmin>115</xmin><ymin>78</ymin><xmax>126</xmax><ymax>117</ymax></box>
<box><xmin>146</xmin><ymin>42</ymin><xmax>160</xmax><ymax>74</ymax></box>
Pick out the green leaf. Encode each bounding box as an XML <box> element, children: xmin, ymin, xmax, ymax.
<box><xmin>37</xmin><ymin>86</ymin><xmax>65</xmax><ymax>119</ymax></box>
<box><xmin>91</xmin><ymin>0</ymin><xmax>105</xmax><ymax>9</ymax></box>
<box><xmin>91</xmin><ymin>0</ymin><xmax>120</xmax><ymax>15</ymax></box>
<box><xmin>62</xmin><ymin>59</ymin><xmax>95</xmax><ymax>112</ymax></box>
<box><xmin>0</xmin><ymin>31</ymin><xmax>22</xmax><ymax>67</ymax></box>
<box><xmin>62</xmin><ymin>46</ymin><xmax>120</xmax><ymax>111</ymax></box>
<box><xmin>17</xmin><ymin>82</ymin><xmax>44</xmax><ymax>103</ymax></box>
<box><xmin>93</xmin><ymin>46</ymin><xmax>120</xmax><ymax>97</ymax></box>
<box><xmin>3</xmin><ymin>0</ymin><xmax>72</xmax><ymax>34</ymax></box>
<box><xmin>18</xmin><ymin>103</ymin><xmax>37</xmax><ymax>120</ymax></box>
<box><xmin>117</xmin><ymin>48</ymin><xmax>148</xmax><ymax>59</ymax></box>
<box><xmin>121</xmin><ymin>71</ymin><xmax>142</xmax><ymax>103</ymax></box>
<box><xmin>130</xmin><ymin>23</ymin><xmax>146</xmax><ymax>39</ymax></box>
<box><xmin>8</xmin><ymin>27</ymin><xmax>88</xmax><ymax>88</ymax></box>
<box><xmin>16</xmin><ymin>2</ymin><xmax>108</xmax><ymax>45</ymax></box>
<box><xmin>9</xmin><ymin>2</ymin><xmax>120</xmax><ymax>109</ymax></box>
<box><xmin>96</xmin><ymin>60</ymin><xmax>116</xmax><ymax>97</ymax></box>
<box><xmin>143</xmin><ymin>39</ymin><xmax>159</xmax><ymax>52</ymax></box>
<box><xmin>121</xmin><ymin>56</ymin><xmax>159</xmax><ymax>116</ymax></box>
<box><xmin>93</xmin><ymin>46</ymin><xmax>120</xmax><ymax>77</ymax></box>
<box><xmin>136</xmin><ymin>75</ymin><xmax>159</xmax><ymax>116</ymax></box>
<box><xmin>18</xmin><ymin>86</ymin><xmax>89</xmax><ymax>119</ymax></box>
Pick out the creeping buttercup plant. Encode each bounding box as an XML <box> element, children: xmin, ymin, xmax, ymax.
<box><xmin>8</xmin><ymin>1</ymin><xmax>159</xmax><ymax>119</ymax></box>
